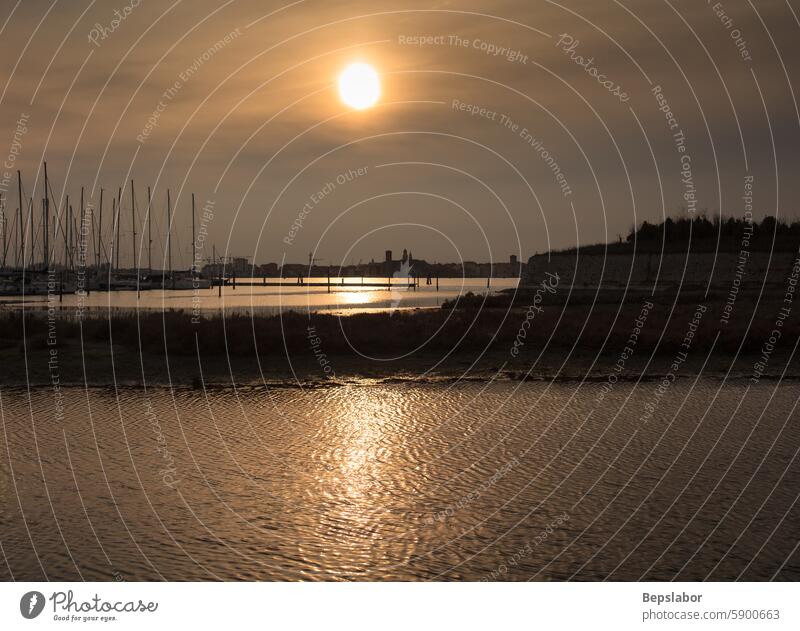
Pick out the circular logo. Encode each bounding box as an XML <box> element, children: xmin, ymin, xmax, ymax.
<box><xmin>20</xmin><ymin>591</ymin><xmax>45</xmax><ymax>619</ymax></box>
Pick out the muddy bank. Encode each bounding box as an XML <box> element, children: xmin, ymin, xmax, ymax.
<box><xmin>0</xmin><ymin>295</ymin><xmax>798</xmax><ymax>387</ymax></box>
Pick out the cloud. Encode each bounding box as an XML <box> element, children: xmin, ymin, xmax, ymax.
<box><xmin>0</xmin><ymin>0</ymin><xmax>797</xmax><ymax>264</ymax></box>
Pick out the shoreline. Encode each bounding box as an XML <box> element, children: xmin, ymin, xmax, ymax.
<box><xmin>4</xmin><ymin>344</ymin><xmax>797</xmax><ymax>389</ymax></box>
<box><xmin>1</xmin><ymin>292</ymin><xmax>797</xmax><ymax>387</ymax></box>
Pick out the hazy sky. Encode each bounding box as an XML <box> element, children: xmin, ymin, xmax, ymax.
<box><xmin>1</xmin><ymin>0</ymin><xmax>798</xmax><ymax>268</ymax></box>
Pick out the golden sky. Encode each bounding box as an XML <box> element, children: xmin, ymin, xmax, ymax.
<box><xmin>0</xmin><ymin>0</ymin><xmax>797</xmax><ymax>267</ymax></box>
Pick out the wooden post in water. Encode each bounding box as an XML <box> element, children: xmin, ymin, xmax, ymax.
<box><xmin>436</xmin><ymin>276</ymin><xmax>439</xmax><ymax>291</ymax></box>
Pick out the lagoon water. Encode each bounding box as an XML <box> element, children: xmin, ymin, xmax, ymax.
<box><xmin>1</xmin><ymin>379</ymin><xmax>798</xmax><ymax>580</ymax></box>
<box><xmin>0</xmin><ymin>277</ymin><xmax>519</xmax><ymax>315</ymax></box>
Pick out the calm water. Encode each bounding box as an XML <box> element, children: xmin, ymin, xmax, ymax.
<box><xmin>0</xmin><ymin>277</ymin><xmax>519</xmax><ymax>315</ymax></box>
<box><xmin>1</xmin><ymin>379</ymin><xmax>798</xmax><ymax>581</ymax></box>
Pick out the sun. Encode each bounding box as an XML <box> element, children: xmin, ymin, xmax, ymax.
<box><xmin>338</xmin><ymin>62</ymin><xmax>381</xmax><ymax>110</ymax></box>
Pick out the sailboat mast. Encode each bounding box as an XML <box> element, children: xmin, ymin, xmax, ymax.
<box><xmin>97</xmin><ymin>189</ymin><xmax>103</xmax><ymax>268</ymax></box>
<box><xmin>29</xmin><ymin>198</ymin><xmax>34</xmax><ymax>269</ymax></box>
<box><xmin>0</xmin><ymin>193</ymin><xmax>5</xmax><ymax>269</ymax></box>
<box><xmin>28</xmin><ymin>199</ymin><xmax>33</xmax><ymax>269</ymax></box>
<box><xmin>80</xmin><ymin>187</ymin><xmax>85</xmax><ymax>274</ymax></box>
<box><xmin>115</xmin><ymin>187</ymin><xmax>121</xmax><ymax>271</ymax></box>
<box><xmin>112</xmin><ymin>197</ymin><xmax>117</xmax><ymax>271</ymax></box>
<box><xmin>65</xmin><ymin>194</ymin><xmax>70</xmax><ymax>270</ymax></box>
<box><xmin>147</xmin><ymin>186</ymin><xmax>152</xmax><ymax>275</ymax></box>
<box><xmin>130</xmin><ymin>180</ymin><xmax>137</xmax><ymax>271</ymax></box>
<box><xmin>71</xmin><ymin>203</ymin><xmax>77</xmax><ymax>271</ymax></box>
<box><xmin>16</xmin><ymin>171</ymin><xmax>22</xmax><ymax>269</ymax></box>
<box><xmin>191</xmin><ymin>193</ymin><xmax>196</xmax><ymax>280</ymax></box>
<box><xmin>31</xmin><ymin>196</ymin><xmax>37</xmax><ymax>269</ymax></box>
<box><xmin>43</xmin><ymin>161</ymin><xmax>49</xmax><ymax>269</ymax></box>
<box><xmin>166</xmin><ymin>188</ymin><xmax>172</xmax><ymax>288</ymax></box>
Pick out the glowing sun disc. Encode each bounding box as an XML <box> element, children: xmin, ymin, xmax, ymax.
<box><xmin>338</xmin><ymin>63</ymin><xmax>381</xmax><ymax>110</ymax></box>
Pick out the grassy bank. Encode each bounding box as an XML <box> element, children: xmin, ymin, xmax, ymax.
<box><xmin>1</xmin><ymin>289</ymin><xmax>798</xmax><ymax>386</ymax></box>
